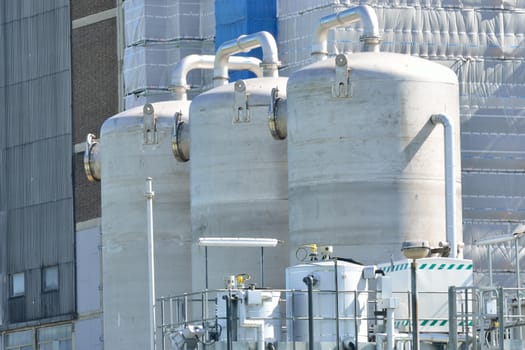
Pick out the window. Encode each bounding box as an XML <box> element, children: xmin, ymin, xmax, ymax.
<box><xmin>10</xmin><ymin>272</ymin><xmax>25</xmax><ymax>297</ymax></box>
<box><xmin>37</xmin><ymin>325</ymin><xmax>72</xmax><ymax>350</ymax></box>
<box><xmin>42</xmin><ymin>266</ymin><xmax>59</xmax><ymax>292</ymax></box>
<box><xmin>5</xmin><ymin>329</ymin><xmax>33</xmax><ymax>350</ymax></box>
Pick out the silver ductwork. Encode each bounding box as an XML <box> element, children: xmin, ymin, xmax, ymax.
<box><xmin>214</xmin><ymin>31</ymin><xmax>280</xmax><ymax>86</ymax></box>
<box><xmin>431</xmin><ymin>114</ymin><xmax>461</xmax><ymax>259</ymax></box>
<box><xmin>170</xmin><ymin>54</ymin><xmax>264</xmax><ymax>101</ymax></box>
<box><xmin>312</xmin><ymin>5</ymin><xmax>381</xmax><ymax>60</ymax></box>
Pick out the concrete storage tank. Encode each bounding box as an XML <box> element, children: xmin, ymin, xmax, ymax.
<box><xmin>83</xmin><ymin>54</ymin><xmax>263</xmax><ymax>350</ymax></box>
<box><xmin>285</xmin><ymin>6</ymin><xmax>463</xmax><ymax>265</ymax></box>
<box><xmin>189</xmin><ymin>31</ymin><xmax>289</xmax><ymax>291</ymax></box>
<box><xmin>87</xmin><ymin>101</ymin><xmax>192</xmax><ymax>350</ymax></box>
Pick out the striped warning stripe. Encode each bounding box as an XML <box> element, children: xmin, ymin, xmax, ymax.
<box><xmin>394</xmin><ymin>319</ymin><xmax>473</xmax><ymax>327</ymax></box>
<box><xmin>380</xmin><ymin>262</ymin><xmax>473</xmax><ymax>273</ymax></box>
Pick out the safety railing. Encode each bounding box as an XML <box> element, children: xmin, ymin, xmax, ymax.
<box><xmin>448</xmin><ymin>286</ymin><xmax>525</xmax><ymax>350</ymax></box>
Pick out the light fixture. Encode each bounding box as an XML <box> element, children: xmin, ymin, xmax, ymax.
<box><xmin>401</xmin><ymin>240</ymin><xmax>431</xmax><ymax>260</ymax></box>
<box><xmin>198</xmin><ymin>237</ymin><xmax>281</xmax><ymax>288</ymax></box>
<box><xmin>198</xmin><ymin>237</ymin><xmax>280</xmax><ymax>247</ymax></box>
<box><xmin>401</xmin><ymin>239</ymin><xmax>430</xmax><ymax>350</ymax></box>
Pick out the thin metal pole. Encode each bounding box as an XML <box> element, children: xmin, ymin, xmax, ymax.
<box><xmin>145</xmin><ymin>177</ymin><xmax>157</xmax><ymax>350</ymax></box>
<box><xmin>411</xmin><ymin>260</ymin><xmax>419</xmax><ymax>350</ymax></box>
<box><xmin>515</xmin><ymin>238</ymin><xmax>522</xmax><ymax>338</ymax></box>
<box><xmin>489</xmin><ymin>246</ymin><xmax>493</xmax><ymax>288</ymax></box>
<box><xmin>497</xmin><ymin>288</ymin><xmax>505</xmax><ymax>349</ymax></box>
<box><xmin>261</xmin><ymin>247</ymin><xmax>264</xmax><ymax>287</ymax></box>
<box><xmin>448</xmin><ymin>287</ymin><xmax>457</xmax><ymax>350</ymax></box>
<box><xmin>334</xmin><ymin>259</ymin><xmax>340</xmax><ymax>350</ymax></box>
<box><xmin>205</xmin><ymin>246</ymin><xmax>209</xmax><ymax>289</ymax></box>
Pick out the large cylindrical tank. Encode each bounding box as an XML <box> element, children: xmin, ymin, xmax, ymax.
<box><xmin>190</xmin><ymin>77</ymin><xmax>288</xmax><ymax>290</ymax></box>
<box><xmin>286</xmin><ymin>260</ymin><xmax>368</xmax><ymax>344</ymax></box>
<box><xmin>100</xmin><ymin>101</ymin><xmax>191</xmax><ymax>350</ymax></box>
<box><xmin>287</xmin><ymin>52</ymin><xmax>462</xmax><ymax>264</ymax></box>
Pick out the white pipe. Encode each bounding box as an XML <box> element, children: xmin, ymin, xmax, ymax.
<box><xmin>171</xmin><ymin>54</ymin><xmax>264</xmax><ymax>100</ymax></box>
<box><xmin>430</xmin><ymin>114</ymin><xmax>458</xmax><ymax>259</ymax></box>
<box><xmin>145</xmin><ymin>178</ymin><xmax>156</xmax><ymax>350</ymax></box>
<box><xmin>386</xmin><ymin>308</ymin><xmax>395</xmax><ymax>350</ymax></box>
<box><xmin>214</xmin><ymin>31</ymin><xmax>279</xmax><ymax>86</ymax></box>
<box><xmin>312</xmin><ymin>5</ymin><xmax>380</xmax><ymax>60</ymax></box>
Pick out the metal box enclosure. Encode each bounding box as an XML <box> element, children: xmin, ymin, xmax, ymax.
<box><xmin>286</xmin><ymin>52</ymin><xmax>462</xmax><ymax>265</ymax></box>
<box><xmin>286</xmin><ymin>260</ymin><xmax>369</xmax><ymax>344</ymax></box>
<box><xmin>377</xmin><ymin>257</ymin><xmax>473</xmax><ymax>333</ymax></box>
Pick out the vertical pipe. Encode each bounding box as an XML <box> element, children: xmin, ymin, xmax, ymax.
<box><xmin>145</xmin><ymin>177</ymin><xmax>157</xmax><ymax>350</ymax></box>
<box><xmin>223</xmin><ymin>294</ymin><xmax>233</xmax><ymax>350</ymax></box>
<box><xmin>303</xmin><ymin>275</ymin><xmax>316</xmax><ymax>350</ymax></box>
<box><xmin>497</xmin><ymin>288</ymin><xmax>505</xmax><ymax>349</ymax></box>
<box><xmin>515</xmin><ymin>238</ymin><xmax>522</xmax><ymax>339</ymax></box>
<box><xmin>261</xmin><ymin>247</ymin><xmax>265</xmax><ymax>287</ymax></box>
<box><xmin>160</xmin><ymin>298</ymin><xmax>165</xmax><ymax>350</ymax></box>
<box><xmin>448</xmin><ymin>288</ymin><xmax>458</xmax><ymax>350</ymax></box>
<box><xmin>489</xmin><ymin>247</ymin><xmax>493</xmax><ymax>288</ymax></box>
<box><xmin>205</xmin><ymin>247</ymin><xmax>209</xmax><ymax>289</ymax></box>
<box><xmin>386</xmin><ymin>308</ymin><xmax>394</xmax><ymax>350</ymax></box>
<box><xmin>430</xmin><ymin>114</ymin><xmax>458</xmax><ymax>258</ymax></box>
<box><xmin>411</xmin><ymin>260</ymin><xmax>419</xmax><ymax>350</ymax></box>
<box><xmin>354</xmin><ymin>290</ymin><xmax>359</xmax><ymax>350</ymax></box>
<box><xmin>334</xmin><ymin>259</ymin><xmax>341</xmax><ymax>350</ymax></box>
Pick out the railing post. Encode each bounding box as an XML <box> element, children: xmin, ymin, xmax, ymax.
<box><xmin>448</xmin><ymin>286</ymin><xmax>458</xmax><ymax>350</ymax></box>
<box><xmin>497</xmin><ymin>287</ymin><xmax>505</xmax><ymax>350</ymax></box>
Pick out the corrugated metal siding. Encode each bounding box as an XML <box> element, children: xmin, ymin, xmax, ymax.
<box><xmin>0</xmin><ymin>0</ymin><xmax>75</xmax><ymax>325</ymax></box>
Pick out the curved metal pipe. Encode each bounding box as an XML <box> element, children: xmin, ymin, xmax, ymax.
<box><xmin>430</xmin><ymin>114</ymin><xmax>459</xmax><ymax>259</ymax></box>
<box><xmin>312</xmin><ymin>5</ymin><xmax>381</xmax><ymax>60</ymax></box>
<box><xmin>214</xmin><ymin>31</ymin><xmax>280</xmax><ymax>86</ymax></box>
<box><xmin>171</xmin><ymin>54</ymin><xmax>263</xmax><ymax>100</ymax></box>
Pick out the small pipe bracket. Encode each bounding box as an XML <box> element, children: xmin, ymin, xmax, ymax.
<box><xmin>332</xmin><ymin>54</ymin><xmax>352</xmax><ymax>98</ymax></box>
<box><xmin>234</xmin><ymin>80</ymin><xmax>250</xmax><ymax>123</ymax></box>
<box><xmin>143</xmin><ymin>103</ymin><xmax>158</xmax><ymax>144</ymax></box>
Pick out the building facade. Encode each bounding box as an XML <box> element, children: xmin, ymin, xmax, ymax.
<box><xmin>1</xmin><ymin>0</ymin><xmax>524</xmax><ymax>349</ymax></box>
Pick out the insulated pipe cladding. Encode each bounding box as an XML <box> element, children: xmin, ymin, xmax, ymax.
<box><xmin>312</xmin><ymin>5</ymin><xmax>381</xmax><ymax>60</ymax></box>
<box><xmin>214</xmin><ymin>31</ymin><xmax>280</xmax><ymax>86</ymax></box>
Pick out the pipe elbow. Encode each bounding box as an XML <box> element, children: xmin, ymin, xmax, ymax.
<box><xmin>312</xmin><ymin>5</ymin><xmax>381</xmax><ymax>59</ymax></box>
<box><xmin>431</xmin><ymin>113</ymin><xmax>453</xmax><ymax>130</ymax></box>
<box><xmin>355</xmin><ymin>5</ymin><xmax>380</xmax><ymax>39</ymax></box>
<box><xmin>214</xmin><ymin>31</ymin><xmax>280</xmax><ymax>85</ymax></box>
